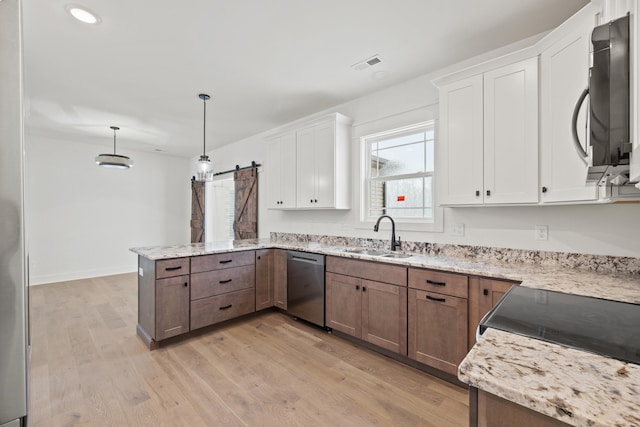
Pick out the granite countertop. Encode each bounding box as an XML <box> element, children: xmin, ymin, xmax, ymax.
<box><xmin>131</xmin><ymin>239</ymin><xmax>640</xmax><ymax>304</ymax></box>
<box><xmin>130</xmin><ymin>238</ymin><xmax>640</xmax><ymax>427</ymax></box>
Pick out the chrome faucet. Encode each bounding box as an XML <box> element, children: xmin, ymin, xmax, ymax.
<box><xmin>373</xmin><ymin>215</ymin><xmax>401</xmax><ymax>251</ymax></box>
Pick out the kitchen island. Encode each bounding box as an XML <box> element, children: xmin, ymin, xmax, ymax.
<box><xmin>131</xmin><ymin>235</ymin><xmax>640</xmax><ymax>427</ymax></box>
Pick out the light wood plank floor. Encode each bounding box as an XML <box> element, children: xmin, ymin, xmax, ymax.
<box><xmin>29</xmin><ymin>273</ymin><xmax>468</xmax><ymax>426</ymax></box>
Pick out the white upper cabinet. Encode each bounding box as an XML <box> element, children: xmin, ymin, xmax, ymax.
<box><xmin>266</xmin><ymin>132</ymin><xmax>296</xmax><ymax>209</ymax></box>
<box><xmin>266</xmin><ymin>112</ymin><xmax>351</xmax><ymax>210</ymax></box>
<box><xmin>484</xmin><ymin>57</ymin><xmax>539</xmax><ymax>204</ymax></box>
<box><xmin>539</xmin><ymin>5</ymin><xmax>600</xmax><ymax>203</ymax></box>
<box><xmin>296</xmin><ymin>114</ymin><xmax>351</xmax><ymax>209</ymax></box>
<box><xmin>439</xmin><ymin>57</ymin><xmax>539</xmax><ymax>205</ymax></box>
<box><xmin>439</xmin><ymin>75</ymin><xmax>484</xmax><ymax>205</ymax></box>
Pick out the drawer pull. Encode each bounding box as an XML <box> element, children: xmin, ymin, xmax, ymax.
<box><xmin>426</xmin><ymin>279</ymin><xmax>446</xmax><ymax>287</ymax></box>
<box><xmin>426</xmin><ymin>295</ymin><xmax>446</xmax><ymax>303</ymax></box>
<box><xmin>165</xmin><ymin>266</ymin><xmax>182</xmax><ymax>271</ymax></box>
<box><xmin>219</xmin><ymin>304</ymin><xmax>233</xmax><ymax>310</ymax></box>
<box><xmin>219</xmin><ymin>260</ymin><xmax>233</xmax><ymax>264</ymax></box>
<box><xmin>184</xmin><ymin>282</ymin><xmax>188</xmax><ymax>287</ymax></box>
<box><xmin>219</xmin><ymin>279</ymin><xmax>232</xmax><ymax>284</ymax></box>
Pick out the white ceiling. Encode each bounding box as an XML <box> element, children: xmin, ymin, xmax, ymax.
<box><xmin>22</xmin><ymin>0</ymin><xmax>589</xmax><ymax>158</ymax></box>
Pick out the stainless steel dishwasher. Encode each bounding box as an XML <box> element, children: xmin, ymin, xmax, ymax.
<box><xmin>287</xmin><ymin>250</ymin><xmax>325</xmax><ymax>327</ymax></box>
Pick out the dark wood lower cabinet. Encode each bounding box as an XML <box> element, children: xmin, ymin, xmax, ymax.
<box><xmin>274</xmin><ymin>249</ymin><xmax>287</xmax><ymax>310</ymax></box>
<box><xmin>155</xmin><ymin>275</ymin><xmax>190</xmax><ymax>340</ymax></box>
<box><xmin>191</xmin><ymin>288</ymin><xmax>255</xmax><ymax>330</ymax></box>
<box><xmin>472</xmin><ymin>388</ymin><xmax>571</xmax><ymax>427</ymax></box>
<box><xmin>255</xmin><ymin>249</ymin><xmax>275</xmax><ymax>311</ymax></box>
<box><xmin>468</xmin><ymin>277</ymin><xmax>516</xmax><ymax>348</ymax></box>
<box><xmin>408</xmin><ymin>288</ymin><xmax>468</xmax><ymax>375</ymax></box>
<box><xmin>326</xmin><ymin>271</ymin><xmax>407</xmax><ymax>356</ymax></box>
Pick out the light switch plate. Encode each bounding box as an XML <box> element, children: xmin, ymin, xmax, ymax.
<box><xmin>138</xmin><ymin>267</ymin><xmax>144</xmax><ymax>276</ymax></box>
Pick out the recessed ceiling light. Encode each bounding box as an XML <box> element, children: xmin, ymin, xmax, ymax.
<box><xmin>65</xmin><ymin>4</ymin><xmax>100</xmax><ymax>24</ymax></box>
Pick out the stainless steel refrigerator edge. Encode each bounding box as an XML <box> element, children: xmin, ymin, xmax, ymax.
<box><xmin>0</xmin><ymin>0</ymin><xmax>29</xmax><ymax>426</ymax></box>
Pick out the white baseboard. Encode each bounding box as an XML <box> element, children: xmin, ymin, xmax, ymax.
<box><xmin>29</xmin><ymin>265</ymin><xmax>137</xmax><ymax>286</ymax></box>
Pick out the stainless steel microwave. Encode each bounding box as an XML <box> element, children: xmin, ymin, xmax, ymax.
<box><xmin>573</xmin><ymin>14</ymin><xmax>631</xmax><ymax>185</ymax></box>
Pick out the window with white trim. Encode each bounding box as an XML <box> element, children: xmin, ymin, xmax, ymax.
<box><xmin>363</xmin><ymin>122</ymin><xmax>435</xmax><ymax>221</ymax></box>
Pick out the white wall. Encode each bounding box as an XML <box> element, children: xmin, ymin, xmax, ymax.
<box><xmin>26</xmin><ymin>134</ymin><xmax>191</xmax><ymax>284</ymax></box>
<box><xmin>206</xmin><ymin>71</ymin><xmax>640</xmax><ymax>258</ymax></box>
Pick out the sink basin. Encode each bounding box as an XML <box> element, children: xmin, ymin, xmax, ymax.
<box><xmin>380</xmin><ymin>253</ymin><xmax>413</xmax><ymax>259</ymax></box>
<box><xmin>343</xmin><ymin>248</ymin><xmax>388</xmax><ymax>256</ymax></box>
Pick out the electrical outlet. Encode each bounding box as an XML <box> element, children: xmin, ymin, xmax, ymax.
<box><xmin>450</xmin><ymin>223</ymin><xmax>465</xmax><ymax>236</ymax></box>
<box><xmin>138</xmin><ymin>267</ymin><xmax>144</xmax><ymax>276</ymax></box>
<box><xmin>534</xmin><ymin>225</ymin><xmax>548</xmax><ymax>241</ymax></box>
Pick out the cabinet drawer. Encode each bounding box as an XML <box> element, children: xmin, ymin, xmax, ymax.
<box><xmin>408</xmin><ymin>268</ymin><xmax>468</xmax><ymax>298</ymax></box>
<box><xmin>191</xmin><ymin>265</ymin><xmax>255</xmax><ymax>300</ymax></box>
<box><xmin>156</xmin><ymin>258</ymin><xmax>190</xmax><ymax>279</ymax></box>
<box><xmin>326</xmin><ymin>256</ymin><xmax>407</xmax><ymax>286</ymax></box>
<box><xmin>191</xmin><ymin>250</ymin><xmax>255</xmax><ymax>273</ymax></box>
<box><xmin>190</xmin><ymin>288</ymin><xmax>255</xmax><ymax>330</ymax></box>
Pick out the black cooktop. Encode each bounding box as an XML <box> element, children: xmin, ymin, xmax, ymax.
<box><xmin>479</xmin><ymin>286</ymin><xmax>640</xmax><ymax>365</ymax></box>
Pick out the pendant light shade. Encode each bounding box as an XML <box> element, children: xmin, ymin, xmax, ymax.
<box><xmin>195</xmin><ymin>93</ymin><xmax>213</xmax><ymax>181</ymax></box>
<box><xmin>95</xmin><ymin>126</ymin><xmax>133</xmax><ymax>169</ymax></box>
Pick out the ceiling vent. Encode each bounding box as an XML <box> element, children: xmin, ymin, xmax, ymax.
<box><xmin>351</xmin><ymin>55</ymin><xmax>382</xmax><ymax>71</ymax></box>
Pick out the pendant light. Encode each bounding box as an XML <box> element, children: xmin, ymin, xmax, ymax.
<box><xmin>95</xmin><ymin>126</ymin><xmax>133</xmax><ymax>169</ymax></box>
<box><xmin>195</xmin><ymin>93</ymin><xmax>213</xmax><ymax>181</ymax></box>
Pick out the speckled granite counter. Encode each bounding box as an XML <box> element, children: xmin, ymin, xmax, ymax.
<box><xmin>460</xmin><ymin>329</ymin><xmax>640</xmax><ymax>427</ymax></box>
<box><xmin>131</xmin><ymin>237</ymin><xmax>640</xmax><ymax>427</ymax></box>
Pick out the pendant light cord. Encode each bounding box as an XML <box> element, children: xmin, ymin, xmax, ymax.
<box><xmin>113</xmin><ymin>128</ymin><xmax>117</xmax><ymax>155</ymax></box>
<box><xmin>203</xmin><ymin>96</ymin><xmax>206</xmax><ymax>157</ymax></box>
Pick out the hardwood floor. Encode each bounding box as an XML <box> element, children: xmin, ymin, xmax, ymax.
<box><xmin>29</xmin><ymin>273</ymin><xmax>468</xmax><ymax>426</ymax></box>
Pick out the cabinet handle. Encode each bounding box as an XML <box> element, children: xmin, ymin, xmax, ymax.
<box><xmin>486</xmin><ymin>190</ymin><xmax>491</xmax><ymax>196</ymax></box>
<box><xmin>475</xmin><ymin>190</ymin><xmax>480</xmax><ymax>197</ymax></box>
<box><xmin>310</xmin><ymin>199</ymin><xmax>313</xmax><ymax>203</ymax></box>
<box><xmin>362</xmin><ymin>286</ymin><xmax>366</xmax><ymax>292</ymax></box>
<box><xmin>219</xmin><ymin>260</ymin><xmax>233</xmax><ymax>264</ymax></box>
<box><xmin>184</xmin><ymin>282</ymin><xmax>188</xmax><ymax>287</ymax></box>
<box><xmin>219</xmin><ymin>304</ymin><xmax>233</xmax><ymax>310</ymax></box>
<box><xmin>219</xmin><ymin>279</ymin><xmax>232</xmax><ymax>284</ymax></box>
<box><xmin>314</xmin><ymin>199</ymin><xmax>318</xmax><ymax>203</ymax></box>
<box><xmin>165</xmin><ymin>266</ymin><xmax>182</xmax><ymax>271</ymax></box>
<box><xmin>356</xmin><ymin>285</ymin><xmax>360</xmax><ymax>290</ymax></box>
<box><xmin>542</xmin><ymin>186</ymin><xmax>548</xmax><ymax>193</ymax></box>
<box><xmin>426</xmin><ymin>295</ymin><xmax>446</xmax><ymax>303</ymax></box>
<box><xmin>483</xmin><ymin>289</ymin><xmax>489</xmax><ymax>296</ymax></box>
<box><xmin>257</xmin><ymin>256</ymin><xmax>261</xmax><ymax>260</ymax></box>
<box><xmin>426</xmin><ymin>279</ymin><xmax>446</xmax><ymax>287</ymax></box>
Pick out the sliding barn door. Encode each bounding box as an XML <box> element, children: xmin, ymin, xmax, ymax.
<box><xmin>234</xmin><ymin>168</ymin><xmax>258</xmax><ymax>239</ymax></box>
<box><xmin>190</xmin><ymin>178</ymin><xmax>205</xmax><ymax>243</ymax></box>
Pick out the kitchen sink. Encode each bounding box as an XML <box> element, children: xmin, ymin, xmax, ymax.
<box><xmin>379</xmin><ymin>253</ymin><xmax>413</xmax><ymax>259</ymax></box>
<box><xmin>343</xmin><ymin>248</ymin><xmax>388</xmax><ymax>256</ymax></box>
<box><xmin>342</xmin><ymin>248</ymin><xmax>412</xmax><ymax>258</ymax></box>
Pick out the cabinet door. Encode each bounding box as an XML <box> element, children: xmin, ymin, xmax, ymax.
<box><xmin>361</xmin><ymin>280</ymin><xmax>407</xmax><ymax>356</ymax></box>
<box><xmin>408</xmin><ymin>289</ymin><xmax>468</xmax><ymax>375</ymax></box>
<box><xmin>540</xmin><ymin>7</ymin><xmax>599</xmax><ymax>203</ymax></box>
<box><xmin>280</xmin><ymin>133</ymin><xmax>297</xmax><ymax>208</ymax></box>
<box><xmin>468</xmin><ymin>278</ymin><xmax>515</xmax><ymax>349</ymax></box>
<box><xmin>483</xmin><ymin>57</ymin><xmax>539</xmax><ymax>204</ymax></box>
<box><xmin>255</xmin><ymin>249</ymin><xmax>274</xmax><ymax>311</ymax></box>
<box><xmin>266</xmin><ymin>133</ymin><xmax>297</xmax><ymax>209</ymax></box>
<box><xmin>296</xmin><ymin>126</ymin><xmax>316</xmax><ymax>208</ymax></box>
<box><xmin>155</xmin><ymin>275</ymin><xmax>190</xmax><ymax>340</ymax></box>
<box><xmin>325</xmin><ymin>272</ymin><xmax>362</xmax><ymax>337</ymax></box>
<box><xmin>477</xmin><ymin>390</ymin><xmax>570</xmax><ymax>427</ymax></box>
<box><xmin>313</xmin><ymin>121</ymin><xmax>336</xmax><ymax>208</ymax></box>
<box><xmin>439</xmin><ymin>74</ymin><xmax>484</xmax><ymax>205</ymax></box>
<box><xmin>274</xmin><ymin>249</ymin><xmax>287</xmax><ymax>309</ymax></box>
<box><xmin>266</xmin><ymin>138</ymin><xmax>282</xmax><ymax>209</ymax></box>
